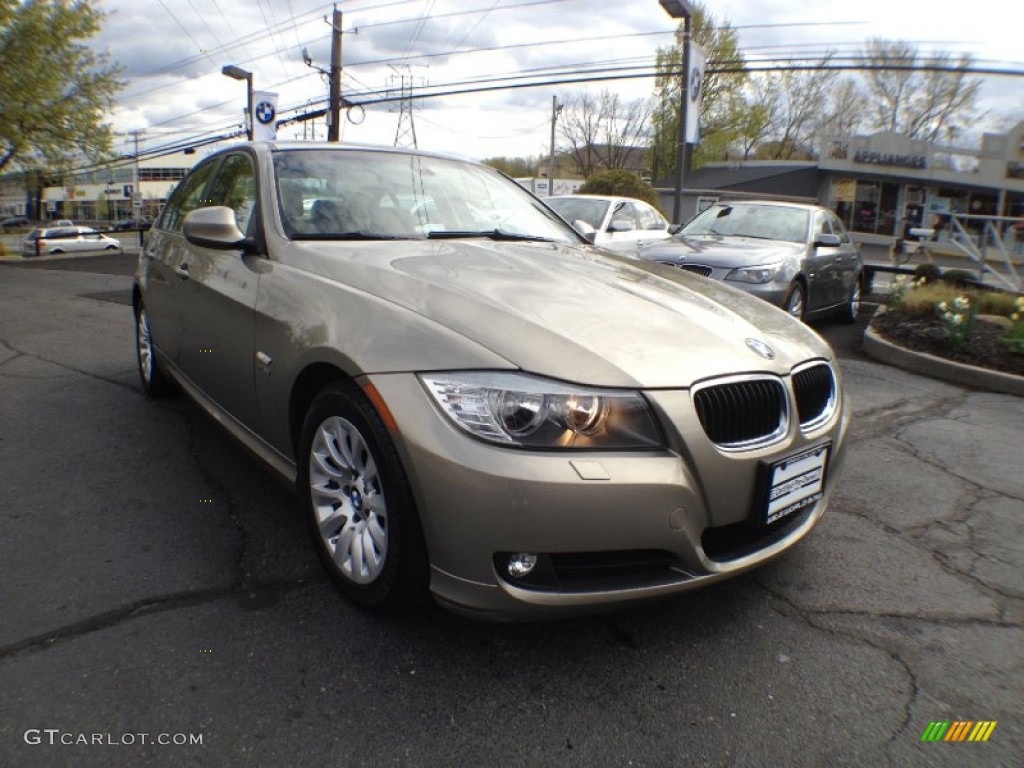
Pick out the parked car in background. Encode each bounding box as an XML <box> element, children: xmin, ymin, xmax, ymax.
<box><xmin>54</xmin><ymin>219</ymin><xmax>74</xmax><ymax>226</ymax></box>
<box><xmin>545</xmin><ymin>194</ymin><xmax>674</xmax><ymax>255</ymax></box>
<box><xmin>135</xmin><ymin>142</ymin><xmax>849</xmax><ymax>620</ymax></box>
<box><xmin>22</xmin><ymin>226</ymin><xmax>122</xmax><ymax>257</ymax></box>
<box><xmin>2</xmin><ymin>215</ymin><xmax>30</xmax><ymax>229</ymax></box>
<box><xmin>113</xmin><ymin>217</ymin><xmax>154</xmax><ymax>231</ymax></box>
<box><xmin>636</xmin><ymin>201</ymin><xmax>863</xmax><ymax>323</ymax></box>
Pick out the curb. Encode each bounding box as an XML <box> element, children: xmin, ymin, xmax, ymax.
<box><xmin>863</xmin><ymin>313</ymin><xmax>1024</xmax><ymax>397</ymax></box>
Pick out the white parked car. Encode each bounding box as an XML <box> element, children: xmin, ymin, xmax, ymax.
<box><xmin>22</xmin><ymin>226</ymin><xmax>122</xmax><ymax>257</ymax></box>
<box><xmin>545</xmin><ymin>194</ymin><xmax>674</xmax><ymax>255</ymax></box>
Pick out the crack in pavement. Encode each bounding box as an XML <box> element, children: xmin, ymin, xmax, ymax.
<box><xmin>0</xmin><ymin>335</ymin><xmax>140</xmax><ymax>392</ymax></box>
<box><xmin>847</xmin><ymin>392</ymin><xmax>968</xmax><ymax>444</ymax></box>
<box><xmin>0</xmin><ymin>576</ymin><xmax>326</xmax><ymax>661</ymax></box>
<box><xmin>754</xmin><ymin>579</ymin><xmax>921</xmax><ymax>746</ymax></box>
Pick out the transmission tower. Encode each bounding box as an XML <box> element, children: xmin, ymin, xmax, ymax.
<box><xmin>387</xmin><ymin>66</ymin><xmax>426</xmax><ymax>149</ymax></box>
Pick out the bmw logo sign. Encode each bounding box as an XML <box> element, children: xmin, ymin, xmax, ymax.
<box><xmin>255</xmin><ymin>101</ymin><xmax>276</xmax><ymax>125</ymax></box>
<box><xmin>689</xmin><ymin>67</ymin><xmax>702</xmax><ymax>103</ymax></box>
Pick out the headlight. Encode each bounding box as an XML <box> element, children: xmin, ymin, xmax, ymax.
<box><xmin>726</xmin><ymin>264</ymin><xmax>780</xmax><ymax>284</ymax></box>
<box><xmin>419</xmin><ymin>372</ymin><xmax>663</xmax><ymax>450</ymax></box>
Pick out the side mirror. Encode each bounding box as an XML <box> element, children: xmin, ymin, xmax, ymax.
<box><xmin>183</xmin><ymin>206</ymin><xmax>250</xmax><ymax>250</ymax></box>
<box><xmin>572</xmin><ymin>219</ymin><xmax>597</xmax><ymax>244</ymax></box>
<box><xmin>814</xmin><ymin>233</ymin><xmax>842</xmax><ymax>248</ymax></box>
<box><xmin>668</xmin><ymin>223</ymin><xmax>684</xmax><ymax>235</ymax></box>
<box><xmin>607</xmin><ymin>219</ymin><xmax>634</xmax><ymax>233</ymax></box>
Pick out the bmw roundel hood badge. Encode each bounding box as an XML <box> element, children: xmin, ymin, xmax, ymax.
<box><xmin>745</xmin><ymin>337</ymin><xmax>776</xmax><ymax>360</ymax></box>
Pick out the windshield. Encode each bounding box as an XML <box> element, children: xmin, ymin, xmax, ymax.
<box><xmin>545</xmin><ymin>197</ymin><xmax>610</xmax><ymax>230</ymax></box>
<box><xmin>681</xmin><ymin>204</ymin><xmax>810</xmax><ymax>244</ymax></box>
<box><xmin>273</xmin><ymin>149</ymin><xmax>579</xmax><ymax>243</ymax></box>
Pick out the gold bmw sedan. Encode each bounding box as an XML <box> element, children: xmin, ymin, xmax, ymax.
<box><xmin>134</xmin><ymin>142</ymin><xmax>849</xmax><ymax>620</ymax></box>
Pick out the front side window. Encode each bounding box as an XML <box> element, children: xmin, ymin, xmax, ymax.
<box><xmin>160</xmin><ymin>160</ymin><xmax>218</xmax><ymax>233</ymax></box>
<box><xmin>610</xmin><ymin>202</ymin><xmax>638</xmax><ymax>231</ymax></box>
<box><xmin>206</xmin><ymin>154</ymin><xmax>257</xmax><ymax>234</ymax></box>
<box><xmin>273</xmin><ymin>149</ymin><xmax>580</xmax><ymax>244</ymax></box>
<box><xmin>635</xmin><ymin>202</ymin><xmax>666</xmax><ymax>231</ymax></box>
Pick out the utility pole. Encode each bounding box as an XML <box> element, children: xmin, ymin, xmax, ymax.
<box><xmin>327</xmin><ymin>6</ymin><xmax>343</xmax><ymax>142</ymax></box>
<box><xmin>548</xmin><ymin>95</ymin><xmax>561</xmax><ymax>197</ymax></box>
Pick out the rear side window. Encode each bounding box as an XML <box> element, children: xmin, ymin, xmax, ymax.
<box><xmin>160</xmin><ymin>160</ymin><xmax>218</xmax><ymax>233</ymax></box>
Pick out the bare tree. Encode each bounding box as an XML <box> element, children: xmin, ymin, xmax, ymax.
<box><xmin>861</xmin><ymin>38</ymin><xmax>982</xmax><ymax>141</ymax></box>
<box><xmin>559</xmin><ymin>89</ymin><xmax>652</xmax><ymax>178</ymax></box>
<box><xmin>819</xmin><ymin>77</ymin><xmax>868</xmax><ymax>138</ymax></box>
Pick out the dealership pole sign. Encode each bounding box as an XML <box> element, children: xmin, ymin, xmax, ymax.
<box><xmin>686</xmin><ymin>42</ymin><xmax>705</xmax><ymax>144</ymax></box>
<box><xmin>253</xmin><ymin>92</ymin><xmax>279</xmax><ymax>141</ymax></box>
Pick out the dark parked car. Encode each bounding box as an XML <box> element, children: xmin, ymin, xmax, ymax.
<box><xmin>636</xmin><ymin>201</ymin><xmax>863</xmax><ymax>322</ymax></box>
<box><xmin>2</xmin><ymin>215</ymin><xmax>30</xmax><ymax>229</ymax></box>
<box><xmin>135</xmin><ymin>143</ymin><xmax>850</xmax><ymax>619</ymax></box>
<box><xmin>113</xmin><ymin>217</ymin><xmax>153</xmax><ymax>231</ymax></box>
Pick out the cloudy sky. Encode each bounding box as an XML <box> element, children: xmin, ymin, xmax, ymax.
<box><xmin>95</xmin><ymin>0</ymin><xmax>1024</xmax><ymax>163</ymax></box>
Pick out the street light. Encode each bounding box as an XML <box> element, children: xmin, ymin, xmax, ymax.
<box><xmin>659</xmin><ymin>0</ymin><xmax>695</xmax><ymax>225</ymax></box>
<box><xmin>221</xmin><ymin>65</ymin><xmax>253</xmax><ymax>141</ymax></box>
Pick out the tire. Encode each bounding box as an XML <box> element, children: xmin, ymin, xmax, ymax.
<box><xmin>105</xmin><ymin>244</ymin><xmax>119</xmax><ymax>251</ymax></box>
<box><xmin>838</xmin><ymin>277</ymin><xmax>862</xmax><ymax>325</ymax></box>
<box><xmin>299</xmin><ymin>382</ymin><xmax>428</xmax><ymax>613</ymax></box>
<box><xmin>134</xmin><ymin>301</ymin><xmax>174</xmax><ymax>397</ymax></box>
<box><xmin>783</xmin><ymin>282</ymin><xmax>806</xmax><ymax>321</ymax></box>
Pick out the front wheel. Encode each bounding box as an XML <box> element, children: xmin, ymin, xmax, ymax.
<box><xmin>783</xmin><ymin>282</ymin><xmax>806</xmax><ymax>321</ymax></box>
<box><xmin>299</xmin><ymin>382</ymin><xmax>428</xmax><ymax>613</ymax></box>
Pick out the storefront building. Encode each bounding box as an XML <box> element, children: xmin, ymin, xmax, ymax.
<box><xmin>0</xmin><ymin>151</ymin><xmax>201</xmax><ymax>225</ymax></box>
<box><xmin>40</xmin><ymin>151</ymin><xmax>198</xmax><ymax>224</ymax></box>
<box><xmin>819</xmin><ymin>121</ymin><xmax>1024</xmax><ymax>244</ymax></box>
<box><xmin>657</xmin><ymin>121</ymin><xmax>1024</xmax><ymax>248</ymax></box>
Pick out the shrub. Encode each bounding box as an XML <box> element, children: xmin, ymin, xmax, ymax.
<box><xmin>891</xmin><ymin>281</ymin><xmax>962</xmax><ymax>317</ymax></box>
<box><xmin>913</xmin><ymin>262</ymin><xmax>941</xmax><ymax>283</ymax></box>
<box><xmin>976</xmin><ymin>290</ymin><xmax>1021</xmax><ymax>316</ymax></box>
<box><xmin>941</xmin><ymin>268</ymin><xmax>979</xmax><ymax>287</ymax></box>
<box><xmin>577</xmin><ymin>170</ymin><xmax>662</xmax><ymax>211</ymax></box>
<box><xmin>0</xmin><ymin>242</ymin><xmax>6</xmax><ymax>258</ymax></box>
<box><xmin>1004</xmin><ymin>322</ymin><xmax>1024</xmax><ymax>355</ymax></box>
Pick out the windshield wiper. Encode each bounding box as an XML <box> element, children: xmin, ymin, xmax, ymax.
<box><xmin>292</xmin><ymin>232</ymin><xmax>420</xmax><ymax>241</ymax></box>
<box><xmin>426</xmin><ymin>229</ymin><xmax>557</xmax><ymax>242</ymax></box>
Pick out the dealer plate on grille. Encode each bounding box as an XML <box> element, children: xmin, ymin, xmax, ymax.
<box><xmin>761</xmin><ymin>443</ymin><xmax>830</xmax><ymax>525</ymax></box>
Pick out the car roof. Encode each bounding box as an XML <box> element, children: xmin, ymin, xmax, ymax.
<box><xmin>704</xmin><ymin>200</ymin><xmax>826</xmax><ymax>212</ymax></box>
<box><xmin>218</xmin><ymin>140</ymin><xmax>483</xmax><ymax>168</ymax></box>
<box><xmin>547</xmin><ymin>194</ymin><xmax>655</xmax><ymax>205</ymax></box>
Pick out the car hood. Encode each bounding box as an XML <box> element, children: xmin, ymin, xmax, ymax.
<box><xmin>638</xmin><ymin>235</ymin><xmax>804</xmax><ymax>268</ymax></box>
<box><xmin>287</xmin><ymin>238</ymin><xmax>832</xmax><ymax>388</ymax></box>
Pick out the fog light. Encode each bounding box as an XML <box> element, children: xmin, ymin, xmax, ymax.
<box><xmin>507</xmin><ymin>553</ymin><xmax>538</xmax><ymax>578</ymax></box>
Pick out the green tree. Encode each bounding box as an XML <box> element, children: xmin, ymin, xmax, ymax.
<box><xmin>577</xmin><ymin>169</ymin><xmax>661</xmax><ymax>210</ymax></box>
<box><xmin>648</xmin><ymin>3</ymin><xmax>748</xmax><ymax>180</ymax></box>
<box><xmin>0</xmin><ymin>1</ymin><xmax>122</xmax><ymax>173</ymax></box>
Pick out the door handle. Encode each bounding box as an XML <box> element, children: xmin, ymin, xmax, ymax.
<box><xmin>174</xmin><ymin>263</ymin><xmax>190</xmax><ymax>279</ymax></box>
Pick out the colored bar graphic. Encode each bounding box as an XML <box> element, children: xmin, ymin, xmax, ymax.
<box><xmin>968</xmin><ymin>722</ymin><xmax>997</xmax><ymax>742</ymax></box>
<box><xmin>921</xmin><ymin>720</ymin><xmax>997</xmax><ymax>742</ymax></box>
<box><xmin>945</xmin><ymin>721</ymin><xmax>973</xmax><ymax>741</ymax></box>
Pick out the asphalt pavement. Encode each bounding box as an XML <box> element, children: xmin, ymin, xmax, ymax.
<box><xmin>0</xmin><ymin>252</ymin><xmax>1020</xmax><ymax>767</ymax></box>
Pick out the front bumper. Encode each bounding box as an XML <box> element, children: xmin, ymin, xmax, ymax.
<box><xmin>366</xmin><ymin>366</ymin><xmax>849</xmax><ymax>619</ymax></box>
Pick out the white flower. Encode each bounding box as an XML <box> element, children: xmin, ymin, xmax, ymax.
<box><xmin>938</xmin><ymin>301</ymin><xmax>949</xmax><ymax>312</ymax></box>
<box><xmin>952</xmin><ymin>315</ymin><xmax>963</xmax><ymax>325</ymax></box>
<box><xmin>953</xmin><ymin>296</ymin><xmax>970</xmax><ymax>311</ymax></box>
